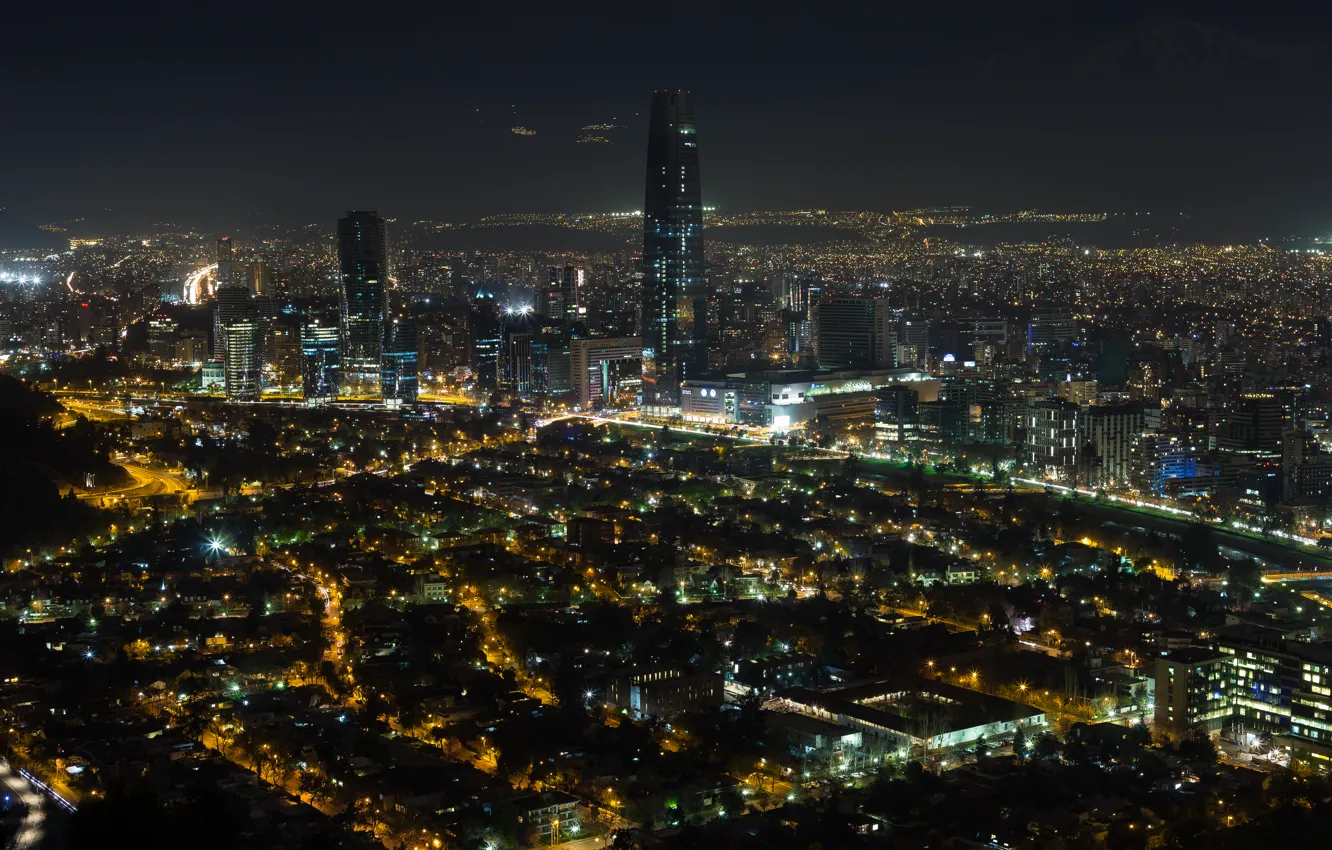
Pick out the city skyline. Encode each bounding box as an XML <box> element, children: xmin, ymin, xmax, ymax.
<box><xmin>7</xmin><ymin>9</ymin><xmax>1332</xmax><ymax>849</ymax></box>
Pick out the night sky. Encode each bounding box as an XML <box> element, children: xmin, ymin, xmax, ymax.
<box><xmin>6</xmin><ymin>5</ymin><xmax>1332</xmax><ymax>233</ymax></box>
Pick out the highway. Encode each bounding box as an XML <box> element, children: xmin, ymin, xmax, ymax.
<box><xmin>78</xmin><ymin>463</ymin><xmax>192</xmax><ymax>505</ymax></box>
<box><xmin>55</xmin><ymin>397</ymin><xmax>128</xmax><ymax>425</ymax></box>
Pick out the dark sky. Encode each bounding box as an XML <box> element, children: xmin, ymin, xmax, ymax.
<box><xmin>5</xmin><ymin>4</ymin><xmax>1332</xmax><ymax>233</ymax></box>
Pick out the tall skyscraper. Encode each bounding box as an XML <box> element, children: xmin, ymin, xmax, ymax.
<box><xmin>641</xmin><ymin>90</ymin><xmax>705</xmax><ymax>408</ymax></box>
<box><xmin>216</xmin><ymin>237</ymin><xmax>233</xmax><ymax>262</ymax></box>
<box><xmin>217</xmin><ymin>287</ymin><xmax>261</xmax><ymax>403</ymax></box>
<box><xmin>338</xmin><ymin>210</ymin><xmax>389</xmax><ymax>398</ymax></box>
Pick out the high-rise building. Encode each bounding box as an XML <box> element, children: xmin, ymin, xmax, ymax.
<box><xmin>302</xmin><ymin>319</ymin><xmax>341</xmax><ymax>403</ymax></box>
<box><xmin>538</xmin><ymin>265</ymin><xmax>581</xmax><ymax>323</ymax></box>
<box><xmin>222</xmin><ymin>317</ymin><xmax>261</xmax><ymax>402</ymax></box>
<box><xmin>874</xmin><ymin>384</ymin><xmax>919</xmax><ymax>443</ymax></box>
<box><xmin>215</xmin><ymin>237</ymin><xmax>250</xmax><ymax>294</ymax></box>
<box><xmin>249</xmin><ymin>259</ymin><xmax>271</xmax><ymax>296</ymax></box>
<box><xmin>641</xmin><ymin>90</ymin><xmax>706</xmax><ymax>408</ymax></box>
<box><xmin>814</xmin><ymin>297</ymin><xmax>895</xmax><ymax>370</ymax></box>
<box><xmin>381</xmin><ymin>317</ymin><xmax>419</xmax><ymax>405</ymax></box>
<box><xmin>1082</xmin><ymin>405</ymin><xmax>1146</xmax><ymax>489</ymax></box>
<box><xmin>338</xmin><ymin>210</ymin><xmax>390</xmax><ymax>398</ymax></box>
<box><xmin>1025</xmin><ymin>397</ymin><xmax>1081</xmax><ymax>482</ymax></box>
<box><xmin>1027</xmin><ymin>307</ymin><xmax>1077</xmax><ymax>353</ymax></box>
<box><xmin>898</xmin><ymin>315</ymin><xmax>930</xmax><ymax>368</ymax></box>
<box><xmin>571</xmin><ymin>336</ymin><xmax>642</xmax><ymax>409</ymax></box>
<box><xmin>147</xmin><ymin>311</ymin><xmax>177</xmax><ymax>361</ymax></box>
<box><xmin>265</xmin><ymin>319</ymin><xmax>302</xmax><ymax>390</ymax></box>
<box><xmin>174</xmin><ymin>331</ymin><xmax>208</xmax><ymax>366</ymax></box>
<box><xmin>213</xmin><ymin>285</ymin><xmax>253</xmax><ymax>359</ymax></box>
<box><xmin>469</xmin><ymin>302</ymin><xmax>503</xmax><ymax>389</ymax></box>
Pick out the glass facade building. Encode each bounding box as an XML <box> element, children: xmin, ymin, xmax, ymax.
<box><xmin>302</xmin><ymin>319</ymin><xmax>341</xmax><ymax>402</ymax></box>
<box><xmin>641</xmin><ymin>90</ymin><xmax>706</xmax><ymax>408</ymax></box>
<box><xmin>338</xmin><ymin>210</ymin><xmax>389</xmax><ymax>398</ymax></box>
<box><xmin>381</xmin><ymin>317</ymin><xmax>419</xmax><ymax>404</ymax></box>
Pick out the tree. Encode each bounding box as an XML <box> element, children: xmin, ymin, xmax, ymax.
<box><xmin>298</xmin><ymin>769</ymin><xmax>325</xmax><ymax>802</ymax></box>
<box><xmin>972</xmin><ymin>733</ymin><xmax>989</xmax><ymax>762</ymax></box>
<box><xmin>1033</xmin><ymin>733</ymin><xmax>1061</xmax><ymax>760</ymax></box>
<box><xmin>1226</xmin><ymin>558</ymin><xmax>1263</xmax><ymax>608</ymax></box>
<box><xmin>1178</xmin><ymin>724</ymin><xmax>1217</xmax><ymax>763</ymax></box>
<box><xmin>1012</xmin><ymin>726</ymin><xmax>1027</xmax><ymax>762</ymax></box>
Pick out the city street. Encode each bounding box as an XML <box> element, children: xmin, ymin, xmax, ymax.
<box><xmin>0</xmin><ymin>761</ymin><xmax>52</xmax><ymax>849</ymax></box>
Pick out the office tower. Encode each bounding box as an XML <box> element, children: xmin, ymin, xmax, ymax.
<box><xmin>500</xmin><ymin>309</ymin><xmax>543</xmax><ymax>395</ymax></box>
<box><xmin>89</xmin><ymin>301</ymin><xmax>120</xmax><ymax>348</ymax></box>
<box><xmin>469</xmin><ymin>302</ymin><xmax>502</xmax><ymax>389</ymax></box>
<box><xmin>1027</xmin><ymin>307</ymin><xmax>1076</xmax><ymax>353</ymax></box>
<box><xmin>222</xmin><ymin>316</ymin><xmax>261</xmax><ymax>402</ymax></box>
<box><xmin>505</xmin><ymin>330</ymin><xmax>535</xmax><ymax>394</ymax></box>
<box><xmin>216</xmin><ymin>236</ymin><xmax>249</xmax><ymax>293</ymax></box>
<box><xmin>302</xmin><ymin>319</ymin><xmax>341</xmax><ymax>403</ymax></box>
<box><xmin>213</xmin><ymin>285</ymin><xmax>253</xmax><ymax>358</ymax></box>
<box><xmin>338</xmin><ymin>210</ymin><xmax>390</xmax><ymax>397</ymax></box>
<box><xmin>539</xmin><ymin>265</ymin><xmax>581</xmax><ymax>322</ymax></box>
<box><xmin>641</xmin><ymin>90</ymin><xmax>706</xmax><ymax>408</ymax></box>
<box><xmin>781</xmin><ymin>308</ymin><xmax>811</xmax><ymax>359</ymax></box>
<box><xmin>265</xmin><ymin>319</ymin><xmax>302</xmax><ymax>389</ymax></box>
<box><xmin>174</xmin><ymin>331</ymin><xmax>209</xmax><ymax>366</ymax></box>
<box><xmin>776</xmin><ymin>273</ymin><xmax>816</xmax><ymax>314</ymax></box>
<box><xmin>547</xmin><ymin>341</ymin><xmax>573</xmax><ymax>395</ymax></box>
<box><xmin>381</xmin><ymin>317</ymin><xmax>419</xmax><ymax>405</ymax></box>
<box><xmin>147</xmin><ymin>311</ymin><xmax>177</xmax><ymax>361</ymax></box>
<box><xmin>214</xmin><ymin>282</ymin><xmax>260</xmax><ymax>401</ymax></box>
<box><xmin>249</xmin><ymin>259</ymin><xmax>271</xmax><ymax>296</ymax></box>
<box><xmin>571</xmin><ymin>337</ymin><xmax>642</xmax><ymax>409</ymax></box>
<box><xmin>813</xmin><ymin>297</ymin><xmax>895</xmax><ymax>370</ymax></box>
<box><xmin>1131</xmin><ymin>433</ymin><xmax>1200</xmax><ymax>496</ymax></box>
<box><xmin>874</xmin><ymin>384</ymin><xmax>919</xmax><ymax>443</ymax></box>
<box><xmin>1025</xmin><ymin>398</ymin><xmax>1082</xmax><ymax>483</ymax></box>
<box><xmin>898</xmin><ymin>315</ymin><xmax>930</xmax><ymax>368</ymax></box>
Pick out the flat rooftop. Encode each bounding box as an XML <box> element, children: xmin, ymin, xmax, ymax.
<box><xmin>776</xmin><ymin>677</ymin><xmax>1042</xmax><ymax>739</ymax></box>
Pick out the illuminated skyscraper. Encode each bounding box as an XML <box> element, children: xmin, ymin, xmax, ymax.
<box><xmin>538</xmin><ymin>265</ymin><xmax>581</xmax><ymax>322</ymax></box>
<box><xmin>641</xmin><ymin>90</ymin><xmax>705</xmax><ymax>408</ymax></box>
<box><xmin>219</xmin><ymin>293</ymin><xmax>261</xmax><ymax>403</ymax></box>
<box><xmin>338</xmin><ymin>210</ymin><xmax>389</xmax><ymax>398</ymax></box>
